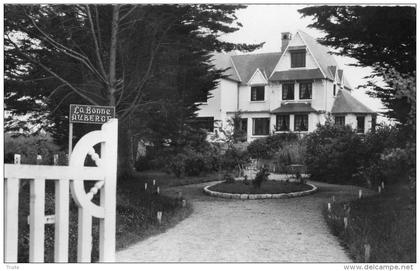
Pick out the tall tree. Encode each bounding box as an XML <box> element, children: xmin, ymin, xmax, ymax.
<box><xmin>298</xmin><ymin>6</ymin><xmax>416</xmax><ymax>126</ymax></box>
<box><xmin>4</xmin><ymin>4</ymin><xmax>261</xmax><ymax>176</ymax></box>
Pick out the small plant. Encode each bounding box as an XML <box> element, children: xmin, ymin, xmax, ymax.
<box><xmin>224</xmin><ymin>173</ymin><xmax>235</xmax><ymax>183</ymax></box>
<box><xmin>252</xmin><ymin>166</ymin><xmax>270</xmax><ymax>189</ymax></box>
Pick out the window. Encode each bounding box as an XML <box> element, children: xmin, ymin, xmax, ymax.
<box><xmin>299</xmin><ymin>82</ymin><xmax>312</xmax><ymax>99</ymax></box>
<box><xmin>372</xmin><ymin>116</ymin><xmax>377</xmax><ymax>131</ymax></box>
<box><xmin>253</xmin><ymin>118</ymin><xmax>270</xmax><ymax>135</ymax></box>
<box><xmin>276</xmin><ymin>115</ymin><xmax>290</xmax><ymax>131</ymax></box>
<box><xmin>334</xmin><ymin>116</ymin><xmax>345</xmax><ymax>127</ymax></box>
<box><xmin>294</xmin><ymin>114</ymin><xmax>308</xmax><ymax>131</ymax></box>
<box><xmin>333</xmin><ymin>84</ymin><xmax>337</xmax><ymax>96</ymax></box>
<box><xmin>282</xmin><ymin>83</ymin><xmax>294</xmax><ymax>100</ymax></box>
<box><xmin>291</xmin><ymin>51</ymin><xmax>306</xmax><ymax>68</ymax></box>
<box><xmin>357</xmin><ymin>116</ymin><xmax>365</xmax><ymax>133</ymax></box>
<box><xmin>240</xmin><ymin>118</ymin><xmax>248</xmax><ymax>133</ymax></box>
<box><xmin>251</xmin><ymin>86</ymin><xmax>265</xmax><ymax>101</ymax></box>
<box><xmin>193</xmin><ymin>117</ymin><xmax>214</xmax><ymax>131</ymax></box>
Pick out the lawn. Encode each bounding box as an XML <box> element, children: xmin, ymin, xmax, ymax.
<box><xmin>209</xmin><ymin>180</ymin><xmax>312</xmax><ymax>194</ymax></box>
<box><xmin>16</xmin><ymin>170</ymin><xmax>217</xmax><ymax>262</ymax></box>
<box><xmin>325</xmin><ymin>184</ymin><xmax>415</xmax><ymax>263</ymax></box>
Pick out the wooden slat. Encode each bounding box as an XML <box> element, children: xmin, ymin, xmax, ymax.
<box><xmin>29</xmin><ymin>178</ymin><xmax>45</xmax><ymax>262</ymax></box>
<box><xmin>98</xmin><ymin>121</ymin><xmax>118</xmax><ymax>262</ymax></box>
<box><xmin>77</xmin><ymin>208</ymin><xmax>92</xmax><ymax>262</ymax></box>
<box><xmin>54</xmin><ymin>179</ymin><xmax>69</xmax><ymax>262</ymax></box>
<box><xmin>4</xmin><ymin>164</ymin><xmax>105</xmax><ymax>180</ymax></box>
<box><xmin>4</xmin><ymin>178</ymin><xmax>20</xmax><ymax>263</ymax></box>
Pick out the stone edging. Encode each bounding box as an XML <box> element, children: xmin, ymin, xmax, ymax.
<box><xmin>203</xmin><ymin>181</ymin><xmax>318</xmax><ymax>200</ymax></box>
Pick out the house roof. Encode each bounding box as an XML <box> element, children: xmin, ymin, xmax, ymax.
<box><xmin>271</xmin><ymin>103</ymin><xmax>317</xmax><ymax>114</ymax></box>
<box><xmin>331</xmin><ymin>89</ymin><xmax>375</xmax><ymax>114</ymax></box>
<box><xmin>270</xmin><ymin>68</ymin><xmax>324</xmax><ymax>81</ymax></box>
<box><xmin>210</xmin><ymin>52</ymin><xmax>241</xmax><ymax>82</ymax></box>
<box><xmin>231</xmin><ymin>52</ymin><xmax>282</xmax><ymax>83</ymax></box>
<box><xmin>298</xmin><ymin>31</ymin><xmax>352</xmax><ymax>89</ymax></box>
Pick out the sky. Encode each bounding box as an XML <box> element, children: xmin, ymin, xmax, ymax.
<box><xmin>220</xmin><ymin>4</ymin><xmax>386</xmax><ymax>118</ymax></box>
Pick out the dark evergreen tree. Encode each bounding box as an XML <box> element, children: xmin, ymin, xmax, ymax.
<box><xmin>4</xmin><ymin>4</ymin><xmax>261</xmax><ymax>176</ymax></box>
<box><xmin>299</xmin><ymin>6</ymin><xmax>416</xmax><ymax>126</ymax></box>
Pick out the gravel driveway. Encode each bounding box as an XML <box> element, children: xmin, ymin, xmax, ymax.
<box><xmin>117</xmin><ymin>177</ymin><xmax>372</xmax><ymax>263</ymax></box>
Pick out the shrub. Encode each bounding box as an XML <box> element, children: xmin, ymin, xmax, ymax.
<box><xmin>221</xmin><ymin>143</ymin><xmax>250</xmax><ymax>174</ymax></box>
<box><xmin>4</xmin><ymin>133</ymin><xmax>67</xmax><ymax>165</ymax></box>
<box><xmin>165</xmin><ymin>147</ymin><xmax>219</xmax><ymax>177</ymax></box>
<box><xmin>247</xmin><ymin>133</ymin><xmax>298</xmax><ymax>159</ymax></box>
<box><xmin>274</xmin><ymin>140</ymin><xmax>305</xmax><ymax>166</ymax></box>
<box><xmin>305</xmin><ymin>123</ymin><xmax>364</xmax><ymax>184</ymax></box>
<box><xmin>252</xmin><ymin>166</ymin><xmax>270</xmax><ymax>189</ymax></box>
<box><xmin>380</xmin><ymin>148</ymin><xmax>410</xmax><ymax>184</ymax></box>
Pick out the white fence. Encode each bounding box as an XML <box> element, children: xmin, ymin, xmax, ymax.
<box><xmin>4</xmin><ymin>119</ymin><xmax>118</xmax><ymax>263</ymax></box>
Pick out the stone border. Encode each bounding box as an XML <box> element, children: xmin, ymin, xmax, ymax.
<box><xmin>203</xmin><ymin>181</ymin><xmax>318</xmax><ymax>200</ymax></box>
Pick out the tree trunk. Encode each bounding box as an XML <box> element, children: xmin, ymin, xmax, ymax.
<box><xmin>117</xmin><ymin>118</ymin><xmax>135</xmax><ymax>179</ymax></box>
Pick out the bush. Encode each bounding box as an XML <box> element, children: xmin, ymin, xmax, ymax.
<box><xmin>221</xmin><ymin>143</ymin><xmax>250</xmax><ymax>174</ymax></box>
<box><xmin>274</xmin><ymin>140</ymin><xmax>305</xmax><ymax>166</ymax></box>
<box><xmin>247</xmin><ymin>133</ymin><xmax>298</xmax><ymax>159</ymax></box>
<box><xmin>252</xmin><ymin>166</ymin><xmax>270</xmax><ymax>189</ymax></box>
<box><xmin>5</xmin><ymin>133</ymin><xmax>67</xmax><ymax>165</ymax></box>
<box><xmin>166</xmin><ymin>146</ymin><xmax>219</xmax><ymax>177</ymax></box>
<box><xmin>305</xmin><ymin>123</ymin><xmax>364</xmax><ymax>184</ymax></box>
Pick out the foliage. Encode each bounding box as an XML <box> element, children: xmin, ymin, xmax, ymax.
<box><xmin>4</xmin><ymin>4</ymin><xmax>262</xmax><ymax>177</ymax></box>
<box><xmin>252</xmin><ymin>166</ymin><xmax>270</xmax><ymax>189</ymax></box>
<box><xmin>299</xmin><ymin>6</ymin><xmax>415</xmax><ymax>126</ymax></box>
<box><xmin>4</xmin><ymin>133</ymin><xmax>67</xmax><ymax>165</ymax></box>
<box><xmin>220</xmin><ymin>142</ymin><xmax>250</xmax><ymax>173</ymax></box>
<box><xmin>304</xmin><ymin>122</ymin><xmax>364</xmax><ymax>184</ymax></box>
<box><xmin>273</xmin><ymin>140</ymin><xmax>306</xmax><ymax>166</ymax></box>
<box><xmin>247</xmin><ymin>133</ymin><xmax>298</xmax><ymax>159</ymax></box>
<box><xmin>325</xmin><ymin>184</ymin><xmax>415</xmax><ymax>262</ymax></box>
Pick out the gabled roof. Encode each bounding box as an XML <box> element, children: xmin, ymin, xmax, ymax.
<box><xmin>271</xmin><ymin>103</ymin><xmax>317</xmax><ymax>114</ymax></box>
<box><xmin>331</xmin><ymin>89</ymin><xmax>375</xmax><ymax>114</ymax></box>
<box><xmin>298</xmin><ymin>31</ymin><xmax>352</xmax><ymax>89</ymax></box>
<box><xmin>270</xmin><ymin>68</ymin><xmax>324</xmax><ymax>81</ymax></box>
<box><xmin>231</xmin><ymin>52</ymin><xmax>282</xmax><ymax>83</ymax></box>
<box><xmin>210</xmin><ymin>52</ymin><xmax>241</xmax><ymax>82</ymax></box>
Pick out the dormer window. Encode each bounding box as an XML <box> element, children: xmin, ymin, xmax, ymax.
<box><xmin>291</xmin><ymin>50</ymin><xmax>306</xmax><ymax>68</ymax></box>
<box><xmin>251</xmin><ymin>86</ymin><xmax>265</xmax><ymax>101</ymax></box>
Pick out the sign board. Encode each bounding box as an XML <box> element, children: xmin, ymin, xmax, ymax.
<box><xmin>70</xmin><ymin>104</ymin><xmax>115</xmax><ymax>124</ymax></box>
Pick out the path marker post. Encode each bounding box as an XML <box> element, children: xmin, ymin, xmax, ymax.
<box><xmin>343</xmin><ymin>217</ymin><xmax>348</xmax><ymax>230</ymax></box>
<box><xmin>359</xmin><ymin>189</ymin><xmax>363</xmax><ymax>199</ymax></box>
<box><xmin>144</xmin><ymin>183</ymin><xmax>148</xmax><ymax>191</ymax></box>
<box><xmin>157</xmin><ymin>211</ymin><xmax>162</xmax><ymax>224</ymax></box>
<box><xmin>364</xmin><ymin>244</ymin><xmax>371</xmax><ymax>262</ymax></box>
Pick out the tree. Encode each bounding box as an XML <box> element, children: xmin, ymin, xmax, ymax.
<box><xmin>298</xmin><ymin>6</ymin><xmax>416</xmax><ymax>126</ymax></box>
<box><xmin>4</xmin><ymin>4</ymin><xmax>261</xmax><ymax>177</ymax></box>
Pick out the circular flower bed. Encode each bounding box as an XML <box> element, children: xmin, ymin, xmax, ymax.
<box><xmin>204</xmin><ymin>180</ymin><xmax>318</xmax><ymax>200</ymax></box>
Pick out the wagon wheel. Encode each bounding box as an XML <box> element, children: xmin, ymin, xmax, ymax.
<box><xmin>70</xmin><ymin>129</ymin><xmax>107</xmax><ymax>218</ymax></box>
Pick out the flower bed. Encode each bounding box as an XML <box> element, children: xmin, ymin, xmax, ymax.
<box><xmin>204</xmin><ymin>180</ymin><xmax>318</xmax><ymax>200</ymax></box>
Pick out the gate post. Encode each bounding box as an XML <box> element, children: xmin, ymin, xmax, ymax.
<box><xmin>99</xmin><ymin>119</ymin><xmax>118</xmax><ymax>262</ymax></box>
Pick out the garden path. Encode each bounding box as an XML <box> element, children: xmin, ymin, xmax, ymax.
<box><xmin>117</xmin><ymin>175</ymin><xmax>372</xmax><ymax>262</ymax></box>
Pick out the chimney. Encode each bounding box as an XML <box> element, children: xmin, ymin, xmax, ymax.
<box><xmin>281</xmin><ymin>32</ymin><xmax>292</xmax><ymax>52</ymax></box>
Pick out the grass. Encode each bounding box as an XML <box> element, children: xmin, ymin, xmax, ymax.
<box><xmin>125</xmin><ymin>170</ymin><xmax>220</xmax><ymax>188</ymax></box>
<box><xmin>16</xmin><ymin>171</ymin><xmax>200</xmax><ymax>263</ymax></box>
<box><xmin>209</xmin><ymin>180</ymin><xmax>312</xmax><ymax>194</ymax></box>
<box><xmin>324</xmin><ymin>183</ymin><xmax>415</xmax><ymax>263</ymax></box>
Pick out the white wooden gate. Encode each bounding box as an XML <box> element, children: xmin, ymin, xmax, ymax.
<box><xmin>4</xmin><ymin>119</ymin><xmax>118</xmax><ymax>263</ymax></box>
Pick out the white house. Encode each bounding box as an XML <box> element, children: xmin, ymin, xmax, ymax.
<box><xmin>197</xmin><ymin>31</ymin><xmax>376</xmax><ymax>141</ymax></box>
